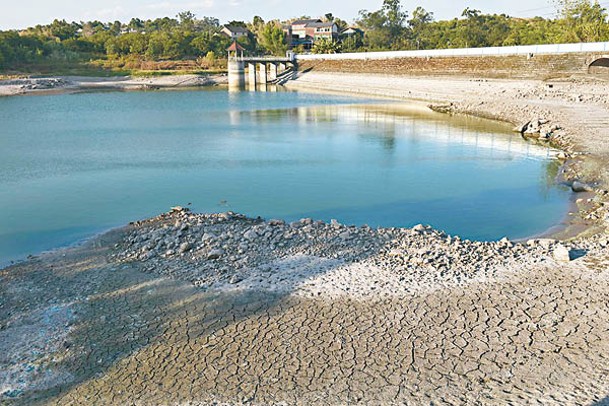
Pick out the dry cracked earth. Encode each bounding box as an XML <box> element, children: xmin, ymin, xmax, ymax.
<box><xmin>2</xmin><ymin>216</ymin><xmax>609</xmax><ymax>405</ymax></box>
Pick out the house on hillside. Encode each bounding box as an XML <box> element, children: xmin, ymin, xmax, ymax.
<box><xmin>342</xmin><ymin>27</ymin><xmax>364</xmax><ymax>37</ymax></box>
<box><xmin>221</xmin><ymin>25</ymin><xmax>250</xmax><ymax>40</ymax></box>
<box><xmin>284</xmin><ymin>19</ymin><xmax>338</xmax><ymax>49</ymax></box>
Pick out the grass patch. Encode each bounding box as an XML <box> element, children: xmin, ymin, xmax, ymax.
<box><xmin>2</xmin><ymin>59</ymin><xmax>227</xmax><ymax>79</ymax></box>
<box><xmin>129</xmin><ymin>69</ymin><xmax>226</xmax><ymax>77</ymax></box>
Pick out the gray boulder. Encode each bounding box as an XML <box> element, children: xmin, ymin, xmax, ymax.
<box><xmin>571</xmin><ymin>181</ymin><xmax>593</xmax><ymax>193</ymax></box>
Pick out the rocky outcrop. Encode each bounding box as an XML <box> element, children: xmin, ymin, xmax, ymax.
<box><xmin>514</xmin><ymin>117</ymin><xmax>562</xmax><ymax>140</ymax></box>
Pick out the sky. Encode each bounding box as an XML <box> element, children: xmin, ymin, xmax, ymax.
<box><xmin>0</xmin><ymin>0</ymin><xmax>561</xmax><ymax>30</ymax></box>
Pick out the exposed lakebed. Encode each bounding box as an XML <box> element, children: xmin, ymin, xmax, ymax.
<box><xmin>0</xmin><ymin>88</ymin><xmax>569</xmax><ymax>264</ymax></box>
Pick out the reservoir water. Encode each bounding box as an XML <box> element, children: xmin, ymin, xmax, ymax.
<box><xmin>0</xmin><ymin>88</ymin><xmax>570</xmax><ymax>264</ymax></box>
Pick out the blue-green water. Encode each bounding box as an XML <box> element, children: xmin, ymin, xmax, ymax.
<box><xmin>0</xmin><ymin>89</ymin><xmax>569</xmax><ymax>264</ymax></box>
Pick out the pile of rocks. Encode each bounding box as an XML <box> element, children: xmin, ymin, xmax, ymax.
<box><xmin>14</xmin><ymin>78</ymin><xmax>69</xmax><ymax>90</ymax></box>
<box><xmin>513</xmin><ymin>117</ymin><xmax>561</xmax><ymax>140</ymax></box>
<box><xmin>115</xmin><ymin>207</ymin><xmax>604</xmax><ymax>292</ymax></box>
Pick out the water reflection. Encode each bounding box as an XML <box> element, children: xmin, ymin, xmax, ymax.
<box><xmin>241</xmin><ymin>103</ymin><xmax>559</xmax><ymax>160</ymax></box>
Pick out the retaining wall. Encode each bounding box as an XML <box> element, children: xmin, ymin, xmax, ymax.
<box><xmin>295</xmin><ymin>42</ymin><xmax>609</xmax><ymax>79</ymax></box>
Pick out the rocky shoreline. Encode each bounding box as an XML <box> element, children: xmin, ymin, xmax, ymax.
<box><xmin>117</xmin><ymin>207</ymin><xmax>608</xmax><ymax>298</ymax></box>
<box><xmin>0</xmin><ymin>74</ymin><xmax>228</xmax><ymax>96</ymax></box>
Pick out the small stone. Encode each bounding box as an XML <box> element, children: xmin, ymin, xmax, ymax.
<box><xmin>513</xmin><ymin>121</ymin><xmax>530</xmax><ymax>133</ymax></box>
<box><xmin>179</xmin><ymin>242</ymin><xmax>192</xmax><ymax>253</ymax></box>
<box><xmin>389</xmin><ymin>249</ymin><xmax>402</xmax><ymax>257</ymax></box>
<box><xmin>339</xmin><ymin>231</ymin><xmax>351</xmax><ymax>240</ymax></box>
<box><xmin>553</xmin><ymin>244</ymin><xmax>571</xmax><ymax>262</ymax></box>
<box><xmin>207</xmin><ymin>249</ymin><xmax>224</xmax><ymax>260</ymax></box>
<box><xmin>202</xmin><ymin>233</ymin><xmax>216</xmax><ymax>242</ymax></box>
<box><xmin>229</xmin><ymin>275</ymin><xmax>243</xmax><ymax>284</ymax></box>
<box><xmin>243</xmin><ymin>229</ymin><xmax>258</xmax><ymax>241</ymax></box>
<box><xmin>537</xmin><ymin>238</ymin><xmax>556</xmax><ymax>250</ymax></box>
<box><xmin>412</xmin><ymin>224</ymin><xmax>426</xmax><ymax>232</ymax></box>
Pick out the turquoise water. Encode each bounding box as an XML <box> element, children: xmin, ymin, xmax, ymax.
<box><xmin>0</xmin><ymin>89</ymin><xmax>569</xmax><ymax>264</ymax></box>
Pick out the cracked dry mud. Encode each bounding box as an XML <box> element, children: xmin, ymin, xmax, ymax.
<box><xmin>2</xmin><ymin>220</ymin><xmax>609</xmax><ymax>405</ymax></box>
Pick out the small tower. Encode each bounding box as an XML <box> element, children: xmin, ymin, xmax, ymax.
<box><xmin>226</xmin><ymin>41</ymin><xmax>246</xmax><ymax>91</ymax></box>
<box><xmin>226</xmin><ymin>41</ymin><xmax>245</xmax><ymax>60</ymax></box>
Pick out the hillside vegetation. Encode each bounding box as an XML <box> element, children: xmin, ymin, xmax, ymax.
<box><xmin>0</xmin><ymin>0</ymin><xmax>608</xmax><ymax>75</ymax></box>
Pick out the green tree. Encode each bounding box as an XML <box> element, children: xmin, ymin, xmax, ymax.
<box><xmin>312</xmin><ymin>37</ymin><xmax>341</xmax><ymax>53</ymax></box>
<box><xmin>177</xmin><ymin>11</ymin><xmax>196</xmax><ymax>30</ymax></box>
<box><xmin>357</xmin><ymin>0</ymin><xmax>408</xmax><ymax>49</ymax></box>
<box><xmin>49</xmin><ymin>19</ymin><xmax>80</xmax><ymax>40</ymax></box>
<box><xmin>190</xmin><ymin>32</ymin><xmax>212</xmax><ymax>54</ymax></box>
<box><xmin>357</xmin><ymin>9</ymin><xmax>391</xmax><ymax>49</ymax></box>
<box><xmin>258</xmin><ymin>22</ymin><xmax>287</xmax><ymax>56</ymax></box>
<box><xmin>383</xmin><ymin>0</ymin><xmax>407</xmax><ymax>39</ymax></box>
<box><xmin>557</xmin><ymin>0</ymin><xmax>609</xmax><ymax>41</ymax></box>
<box><xmin>408</xmin><ymin>7</ymin><xmax>434</xmax><ymax>48</ymax></box>
<box><xmin>127</xmin><ymin>18</ymin><xmax>144</xmax><ymax>33</ymax></box>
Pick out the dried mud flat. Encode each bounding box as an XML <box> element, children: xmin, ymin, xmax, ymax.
<box><xmin>2</xmin><ymin>73</ymin><xmax>609</xmax><ymax>405</ymax></box>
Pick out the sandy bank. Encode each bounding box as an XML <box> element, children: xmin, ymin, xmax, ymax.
<box><xmin>285</xmin><ymin>72</ymin><xmax>609</xmax><ymax>157</ymax></box>
<box><xmin>0</xmin><ymin>74</ymin><xmax>228</xmax><ymax>97</ymax></box>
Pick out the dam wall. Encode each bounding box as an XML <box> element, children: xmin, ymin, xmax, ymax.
<box><xmin>295</xmin><ymin>42</ymin><xmax>609</xmax><ymax>79</ymax></box>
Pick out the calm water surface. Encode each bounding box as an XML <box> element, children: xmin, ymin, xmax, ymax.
<box><xmin>0</xmin><ymin>88</ymin><xmax>570</xmax><ymax>264</ymax></box>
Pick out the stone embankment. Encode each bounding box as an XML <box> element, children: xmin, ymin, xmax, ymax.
<box><xmin>295</xmin><ymin>51</ymin><xmax>608</xmax><ymax>79</ymax></box>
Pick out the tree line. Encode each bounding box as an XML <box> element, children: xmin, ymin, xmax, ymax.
<box><xmin>353</xmin><ymin>0</ymin><xmax>609</xmax><ymax>52</ymax></box>
<box><xmin>0</xmin><ymin>0</ymin><xmax>608</xmax><ymax>71</ymax></box>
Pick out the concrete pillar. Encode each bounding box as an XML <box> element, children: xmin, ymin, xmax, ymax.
<box><xmin>248</xmin><ymin>63</ymin><xmax>257</xmax><ymax>87</ymax></box>
<box><xmin>269</xmin><ymin>63</ymin><xmax>278</xmax><ymax>82</ymax></box>
<box><xmin>227</xmin><ymin>59</ymin><xmax>245</xmax><ymax>91</ymax></box>
<box><xmin>278</xmin><ymin>62</ymin><xmax>286</xmax><ymax>74</ymax></box>
<box><xmin>258</xmin><ymin>63</ymin><xmax>267</xmax><ymax>85</ymax></box>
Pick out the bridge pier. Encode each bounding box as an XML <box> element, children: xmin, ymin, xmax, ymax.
<box><xmin>259</xmin><ymin>63</ymin><xmax>267</xmax><ymax>85</ymax></box>
<box><xmin>227</xmin><ymin>59</ymin><xmax>245</xmax><ymax>91</ymax></box>
<box><xmin>269</xmin><ymin>63</ymin><xmax>278</xmax><ymax>82</ymax></box>
<box><xmin>248</xmin><ymin>63</ymin><xmax>257</xmax><ymax>88</ymax></box>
